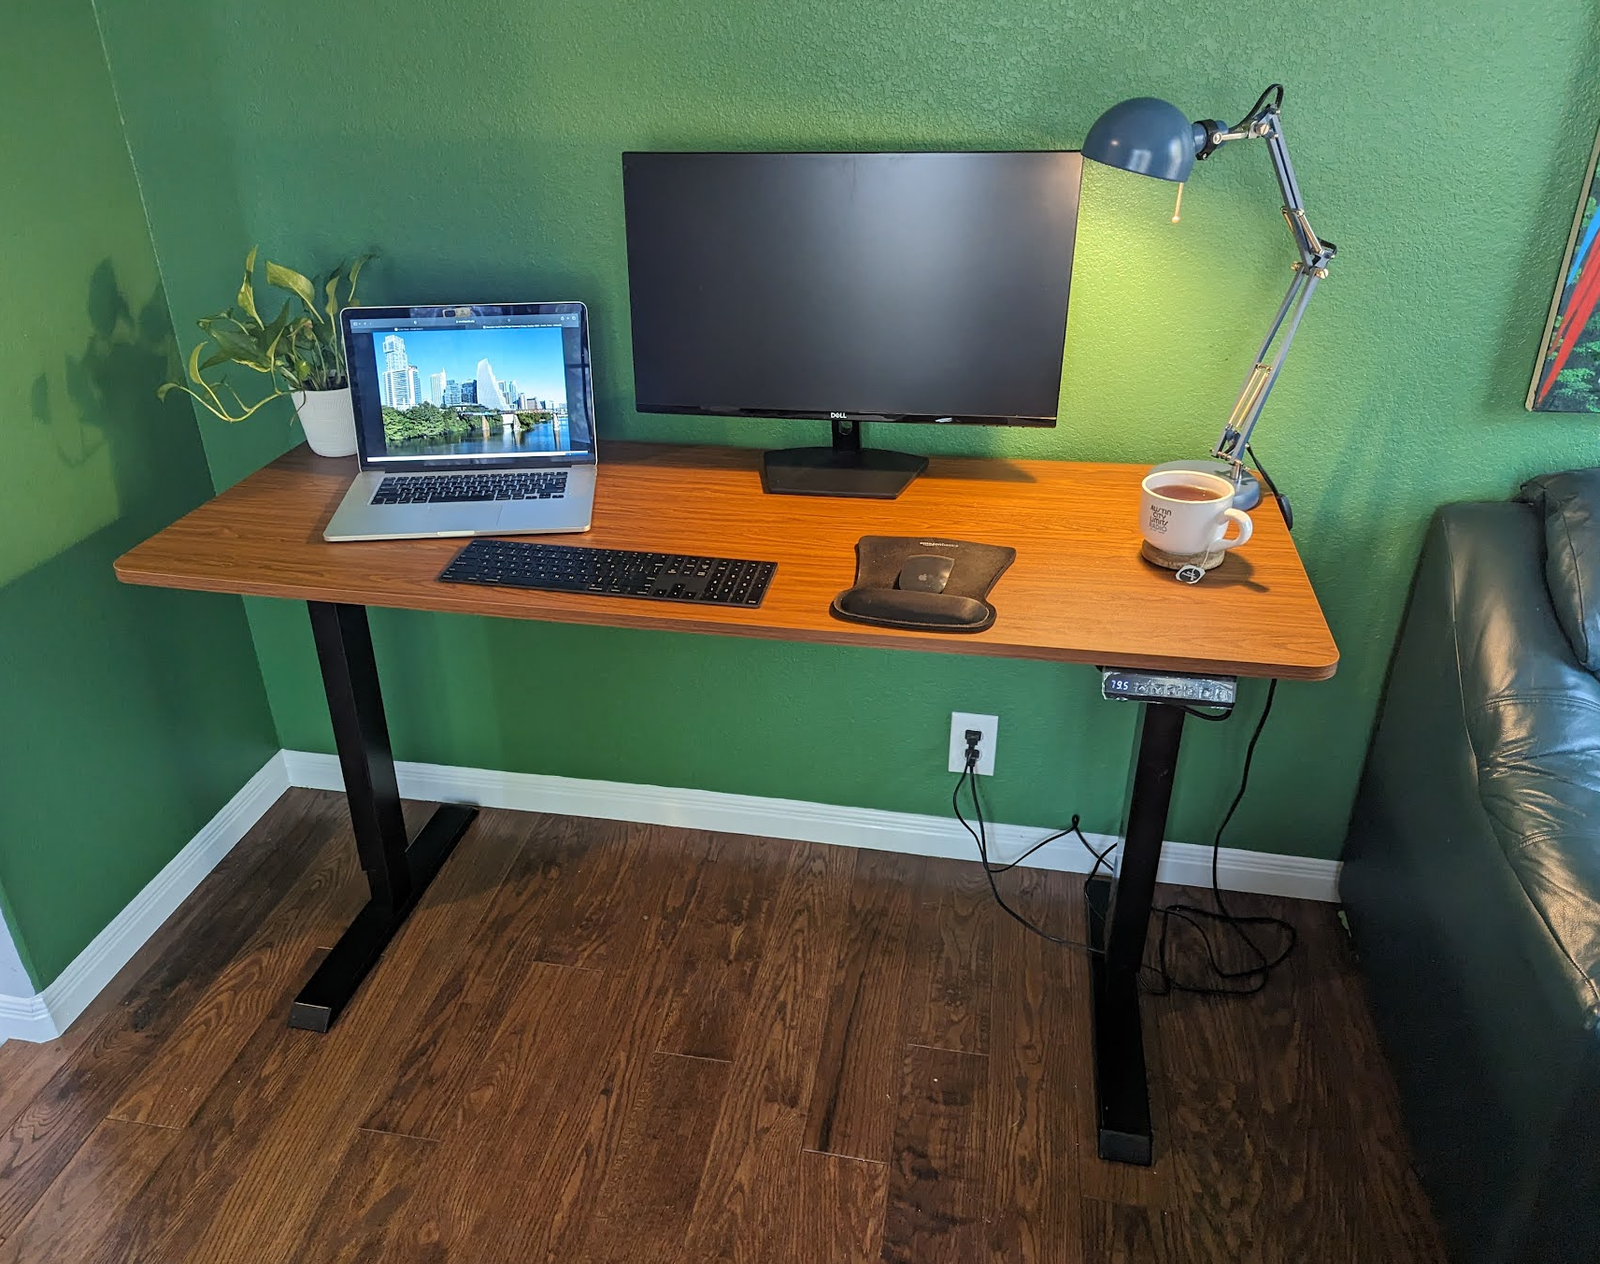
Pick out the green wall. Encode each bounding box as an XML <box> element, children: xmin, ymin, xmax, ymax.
<box><xmin>0</xmin><ymin>0</ymin><xmax>278</xmax><ymax>988</ymax></box>
<box><xmin>92</xmin><ymin>0</ymin><xmax>1600</xmax><ymax>862</ymax></box>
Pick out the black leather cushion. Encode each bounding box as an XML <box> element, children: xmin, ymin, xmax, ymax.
<box><xmin>1442</xmin><ymin>506</ymin><xmax>1600</xmax><ymax>1024</ymax></box>
<box><xmin>1342</xmin><ymin>502</ymin><xmax>1600</xmax><ymax>1264</ymax></box>
<box><xmin>1521</xmin><ymin>469</ymin><xmax>1600</xmax><ymax>673</ymax></box>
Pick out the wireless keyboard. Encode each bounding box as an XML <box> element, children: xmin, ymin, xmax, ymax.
<box><xmin>439</xmin><ymin>539</ymin><xmax>777</xmax><ymax>607</ymax></box>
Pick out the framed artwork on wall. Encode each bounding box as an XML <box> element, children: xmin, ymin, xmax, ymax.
<box><xmin>1530</xmin><ymin>123</ymin><xmax>1600</xmax><ymax>411</ymax></box>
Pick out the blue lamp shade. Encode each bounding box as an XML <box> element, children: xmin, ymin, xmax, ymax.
<box><xmin>1082</xmin><ymin>97</ymin><xmax>1202</xmax><ymax>182</ymax></box>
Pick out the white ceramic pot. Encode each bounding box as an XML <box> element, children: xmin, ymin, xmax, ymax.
<box><xmin>293</xmin><ymin>387</ymin><xmax>357</xmax><ymax>458</ymax></box>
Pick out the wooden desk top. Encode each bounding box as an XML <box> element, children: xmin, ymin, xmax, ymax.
<box><xmin>115</xmin><ymin>442</ymin><xmax>1337</xmax><ymax>681</ymax></box>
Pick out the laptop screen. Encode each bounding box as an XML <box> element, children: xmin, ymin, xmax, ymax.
<box><xmin>342</xmin><ymin>303</ymin><xmax>596</xmax><ymax>469</ymax></box>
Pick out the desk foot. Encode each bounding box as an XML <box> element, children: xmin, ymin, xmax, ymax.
<box><xmin>1087</xmin><ymin>875</ymin><xmax>1153</xmax><ymax>1165</ymax></box>
<box><xmin>290</xmin><ymin>802</ymin><xmax>478</xmax><ymax>1032</ymax></box>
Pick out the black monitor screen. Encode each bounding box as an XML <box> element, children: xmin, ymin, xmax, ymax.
<box><xmin>621</xmin><ymin>151</ymin><xmax>1081</xmax><ymax>426</ymax></box>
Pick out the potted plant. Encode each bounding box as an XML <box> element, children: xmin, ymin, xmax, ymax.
<box><xmin>159</xmin><ymin>247</ymin><xmax>374</xmax><ymax>456</ymax></box>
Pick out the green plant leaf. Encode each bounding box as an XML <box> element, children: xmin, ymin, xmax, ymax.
<box><xmin>236</xmin><ymin>247</ymin><xmax>262</xmax><ymax>324</ymax></box>
<box><xmin>260</xmin><ymin>298</ymin><xmax>292</xmax><ymax>348</ymax></box>
<box><xmin>266</xmin><ymin>261</ymin><xmax>319</xmax><ymax>317</ymax></box>
<box><xmin>186</xmin><ymin>340</ymin><xmax>206</xmax><ymax>384</ymax></box>
<box><xmin>207</xmin><ymin>313</ymin><xmax>261</xmax><ymax>340</ymax></box>
<box><xmin>345</xmin><ymin>252</ymin><xmax>374</xmax><ymax>304</ymax></box>
<box><xmin>165</xmin><ymin>343</ymin><xmax>253</xmax><ymax>421</ymax></box>
<box><xmin>206</xmin><ymin>323</ymin><xmax>271</xmax><ymax>370</ymax></box>
<box><xmin>162</xmin><ymin>250</ymin><xmax>376</xmax><ymax>414</ymax></box>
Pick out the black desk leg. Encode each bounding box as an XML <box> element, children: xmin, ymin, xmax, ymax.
<box><xmin>289</xmin><ymin>602</ymin><xmax>478</xmax><ymax>1033</ymax></box>
<box><xmin>1085</xmin><ymin>701</ymin><xmax>1187</xmax><ymax>1165</ymax></box>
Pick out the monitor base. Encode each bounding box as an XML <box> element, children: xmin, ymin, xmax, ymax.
<box><xmin>761</xmin><ymin>420</ymin><xmax>928</xmax><ymax>498</ymax></box>
<box><xmin>761</xmin><ymin>446</ymin><xmax>928</xmax><ymax>498</ymax></box>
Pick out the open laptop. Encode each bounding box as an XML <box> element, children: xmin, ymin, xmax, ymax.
<box><xmin>324</xmin><ymin>302</ymin><xmax>597</xmax><ymax>541</ymax></box>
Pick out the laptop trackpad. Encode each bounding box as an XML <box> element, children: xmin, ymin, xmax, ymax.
<box><xmin>495</xmin><ymin>499</ymin><xmax>571</xmax><ymax>527</ymax></box>
<box><xmin>425</xmin><ymin>503</ymin><xmax>502</xmax><ymax>534</ymax></box>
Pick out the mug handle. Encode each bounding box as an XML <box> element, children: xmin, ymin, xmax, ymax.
<box><xmin>1213</xmin><ymin>508</ymin><xmax>1253</xmax><ymax>550</ymax></box>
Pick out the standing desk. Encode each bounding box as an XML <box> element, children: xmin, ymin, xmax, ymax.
<box><xmin>116</xmin><ymin>440</ymin><xmax>1337</xmax><ymax>1166</ymax></box>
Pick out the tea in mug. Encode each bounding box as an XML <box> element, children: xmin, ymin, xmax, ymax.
<box><xmin>1156</xmin><ymin>482</ymin><xmax>1226</xmax><ymax>503</ymax></box>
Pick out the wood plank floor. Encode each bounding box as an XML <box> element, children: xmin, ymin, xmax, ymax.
<box><xmin>0</xmin><ymin>790</ymin><xmax>1447</xmax><ymax>1263</ymax></box>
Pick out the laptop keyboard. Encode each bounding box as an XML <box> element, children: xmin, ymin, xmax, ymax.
<box><xmin>371</xmin><ymin>471</ymin><xmax>569</xmax><ymax>505</ymax></box>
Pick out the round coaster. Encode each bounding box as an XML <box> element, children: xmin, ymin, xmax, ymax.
<box><xmin>1140</xmin><ymin>539</ymin><xmax>1226</xmax><ymax>573</ymax></box>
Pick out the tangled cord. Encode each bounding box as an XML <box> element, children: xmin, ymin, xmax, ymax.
<box><xmin>952</xmin><ymin>679</ymin><xmax>1297</xmax><ymax>996</ymax></box>
<box><xmin>952</xmin><ymin>759</ymin><xmax>1108</xmax><ymax>954</ymax></box>
<box><xmin>1145</xmin><ymin>681</ymin><xmax>1297</xmax><ymax>996</ymax></box>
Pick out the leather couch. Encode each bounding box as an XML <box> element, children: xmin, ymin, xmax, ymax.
<box><xmin>1342</xmin><ymin>471</ymin><xmax>1600</xmax><ymax>1264</ymax></box>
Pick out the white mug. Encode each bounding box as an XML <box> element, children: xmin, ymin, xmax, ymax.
<box><xmin>1138</xmin><ymin>469</ymin><xmax>1253</xmax><ymax>557</ymax></box>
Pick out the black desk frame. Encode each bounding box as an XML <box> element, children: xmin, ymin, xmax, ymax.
<box><xmin>1084</xmin><ymin>694</ymin><xmax>1238</xmax><ymax>1166</ymax></box>
<box><xmin>287</xmin><ymin>602</ymin><xmax>478</xmax><ymax>1032</ymax></box>
<box><xmin>1084</xmin><ymin>702</ymin><xmax>1184</xmax><ymax>1164</ymax></box>
<box><xmin>287</xmin><ymin>598</ymin><xmax>1235</xmax><ymax>1171</ymax></box>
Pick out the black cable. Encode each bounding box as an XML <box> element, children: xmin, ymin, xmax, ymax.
<box><xmin>950</xmin><ymin>682</ymin><xmax>1297</xmax><ymax>996</ymax></box>
<box><xmin>1235</xmin><ymin>83</ymin><xmax>1284</xmax><ymax>129</ymax></box>
<box><xmin>951</xmin><ymin>755</ymin><xmax>1106</xmax><ymax>878</ymax></box>
<box><xmin>1245</xmin><ymin>441</ymin><xmax>1275</xmax><ymax>494</ymax></box>
<box><xmin>1246</xmin><ymin>441</ymin><xmax>1293</xmax><ymax>531</ymax></box>
<box><xmin>1144</xmin><ymin>680</ymin><xmax>1298</xmax><ymax>997</ymax></box>
<box><xmin>979</xmin><ymin>809</ymin><xmax>1097</xmax><ymax>875</ymax></box>
<box><xmin>978</xmin><ymin>772</ymin><xmax>1116</xmax><ymax>886</ymax></box>
<box><xmin>951</xmin><ymin>753</ymin><xmax>1108</xmax><ymax>954</ymax></box>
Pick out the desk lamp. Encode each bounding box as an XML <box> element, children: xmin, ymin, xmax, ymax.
<box><xmin>1082</xmin><ymin>84</ymin><xmax>1336</xmax><ymax>510</ymax></box>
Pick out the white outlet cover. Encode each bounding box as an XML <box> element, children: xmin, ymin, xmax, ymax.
<box><xmin>949</xmin><ymin>712</ymin><xmax>999</xmax><ymax>776</ymax></box>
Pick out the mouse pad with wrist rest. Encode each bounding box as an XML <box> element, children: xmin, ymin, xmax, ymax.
<box><xmin>831</xmin><ymin>535</ymin><xmax>1016</xmax><ymax>633</ymax></box>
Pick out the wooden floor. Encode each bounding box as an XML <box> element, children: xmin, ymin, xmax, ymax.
<box><xmin>0</xmin><ymin>790</ymin><xmax>1447</xmax><ymax>1263</ymax></box>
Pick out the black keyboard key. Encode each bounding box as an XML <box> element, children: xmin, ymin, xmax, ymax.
<box><xmin>439</xmin><ymin>541</ymin><xmax>776</xmax><ymax>608</ymax></box>
<box><xmin>373</xmin><ymin>470</ymin><xmax>569</xmax><ymax>507</ymax></box>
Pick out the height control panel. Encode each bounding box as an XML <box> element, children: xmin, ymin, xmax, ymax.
<box><xmin>1100</xmin><ymin>669</ymin><xmax>1237</xmax><ymax>710</ymax></box>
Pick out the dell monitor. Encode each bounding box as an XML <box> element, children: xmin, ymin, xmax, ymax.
<box><xmin>621</xmin><ymin>149</ymin><xmax>1081</xmax><ymax>498</ymax></box>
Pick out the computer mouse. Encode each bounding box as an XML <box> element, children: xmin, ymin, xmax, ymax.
<box><xmin>897</xmin><ymin>553</ymin><xmax>955</xmax><ymax>593</ymax></box>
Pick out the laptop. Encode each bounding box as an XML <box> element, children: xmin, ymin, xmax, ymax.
<box><xmin>324</xmin><ymin>302</ymin><xmax>598</xmax><ymax>542</ymax></box>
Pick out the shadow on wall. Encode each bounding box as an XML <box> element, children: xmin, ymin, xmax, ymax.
<box><xmin>0</xmin><ymin>260</ymin><xmax>272</xmax><ymax>982</ymax></box>
<box><xmin>8</xmin><ymin>259</ymin><xmax>213</xmax><ymax>591</ymax></box>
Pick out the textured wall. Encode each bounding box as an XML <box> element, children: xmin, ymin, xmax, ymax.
<box><xmin>93</xmin><ymin>0</ymin><xmax>1600</xmax><ymax>860</ymax></box>
<box><xmin>0</xmin><ymin>0</ymin><xmax>278</xmax><ymax>986</ymax></box>
<box><xmin>0</xmin><ymin>914</ymin><xmax>30</xmax><ymax>999</ymax></box>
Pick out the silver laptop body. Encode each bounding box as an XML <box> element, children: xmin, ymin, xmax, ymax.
<box><xmin>325</xmin><ymin>302</ymin><xmax>598</xmax><ymax>542</ymax></box>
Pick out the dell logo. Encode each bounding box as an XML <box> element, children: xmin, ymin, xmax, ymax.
<box><xmin>829</xmin><ymin>411</ymin><xmax>848</xmax><ymax>419</ymax></box>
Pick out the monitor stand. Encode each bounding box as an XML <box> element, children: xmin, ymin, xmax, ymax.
<box><xmin>761</xmin><ymin>420</ymin><xmax>928</xmax><ymax>499</ymax></box>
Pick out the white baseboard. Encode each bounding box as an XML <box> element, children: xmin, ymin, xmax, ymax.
<box><xmin>0</xmin><ymin>992</ymin><xmax>56</xmax><ymax>1044</ymax></box>
<box><xmin>0</xmin><ymin>754</ymin><xmax>290</xmax><ymax>1045</ymax></box>
<box><xmin>281</xmin><ymin>751</ymin><xmax>1341</xmax><ymax>903</ymax></box>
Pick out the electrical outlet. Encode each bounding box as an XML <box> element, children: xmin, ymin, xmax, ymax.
<box><xmin>948</xmin><ymin>712</ymin><xmax>999</xmax><ymax>776</ymax></box>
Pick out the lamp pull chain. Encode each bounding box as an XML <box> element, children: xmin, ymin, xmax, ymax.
<box><xmin>1171</xmin><ymin>182</ymin><xmax>1185</xmax><ymax>224</ymax></box>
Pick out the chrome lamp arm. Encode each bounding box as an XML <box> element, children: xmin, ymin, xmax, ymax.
<box><xmin>1082</xmin><ymin>83</ymin><xmax>1338</xmax><ymax>512</ymax></box>
<box><xmin>1196</xmin><ymin>90</ymin><xmax>1337</xmax><ymax>482</ymax></box>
